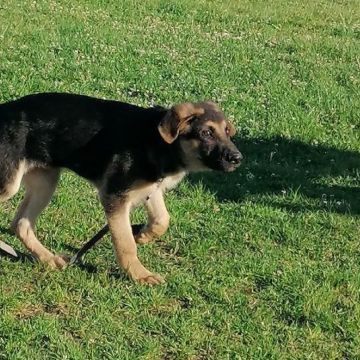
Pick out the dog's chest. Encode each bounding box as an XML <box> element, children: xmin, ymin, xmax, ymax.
<box><xmin>128</xmin><ymin>171</ymin><xmax>186</xmax><ymax>207</ymax></box>
<box><xmin>159</xmin><ymin>171</ymin><xmax>186</xmax><ymax>192</ymax></box>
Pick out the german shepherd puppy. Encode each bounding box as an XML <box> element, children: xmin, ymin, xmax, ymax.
<box><xmin>0</xmin><ymin>93</ymin><xmax>242</xmax><ymax>284</ymax></box>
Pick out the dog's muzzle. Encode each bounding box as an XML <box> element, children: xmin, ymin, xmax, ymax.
<box><xmin>224</xmin><ymin>150</ymin><xmax>243</xmax><ymax>165</ymax></box>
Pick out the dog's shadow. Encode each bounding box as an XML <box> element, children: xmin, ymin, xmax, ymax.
<box><xmin>189</xmin><ymin>136</ymin><xmax>360</xmax><ymax>215</ymax></box>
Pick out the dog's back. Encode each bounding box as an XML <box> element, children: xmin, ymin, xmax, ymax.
<box><xmin>0</xmin><ymin>93</ymin><xmax>164</xmax><ymax>179</ymax></box>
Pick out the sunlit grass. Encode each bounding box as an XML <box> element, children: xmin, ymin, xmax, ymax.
<box><xmin>0</xmin><ymin>1</ymin><xmax>359</xmax><ymax>359</ymax></box>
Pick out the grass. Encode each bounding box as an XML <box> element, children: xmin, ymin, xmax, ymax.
<box><xmin>0</xmin><ymin>0</ymin><xmax>359</xmax><ymax>358</ymax></box>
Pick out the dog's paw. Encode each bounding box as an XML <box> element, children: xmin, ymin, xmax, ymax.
<box><xmin>47</xmin><ymin>254</ymin><xmax>70</xmax><ymax>270</ymax></box>
<box><xmin>137</xmin><ymin>273</ymin><xmax>165</xmax><ymax>286</ymax></box>
<box><xmin>133</xmin><ymin>224</ymin><xmax>154</xmax><ymax>245</ymax></box>
<box><xmin>134</xmin><ymin>231</ymin><xmax>153</xmax><ymax>245</ymax></box>
<box><xmin>126</xmin><ymin>260</ymin><xmax>165</xmax><ymax>285</ymax></box>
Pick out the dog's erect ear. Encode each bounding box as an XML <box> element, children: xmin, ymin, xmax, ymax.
<box><xmin>158</xmin><ymin>103</ymin><xmax>204</xmax><ymax>144</ymax></box>
<box><xmin>226</xmin><ymin>121</ymin><xmax>236</xmax><ymax>137</ymax></box>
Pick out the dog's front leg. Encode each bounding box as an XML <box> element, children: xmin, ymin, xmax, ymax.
<box><xmin>104</xmin><ymin>199</ymin><xmax>164</xmax><ymax>285</ymax></box>
<box><xmin>135</xmin><ymin>189</ymin><xmax>170</xmax><ymax>244</ymax></box>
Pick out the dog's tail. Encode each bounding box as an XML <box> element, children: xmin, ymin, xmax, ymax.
<box><xmin>0</xmin><ymin>240</ymin><xmax>18</xmax><ymax>257</ymax></box>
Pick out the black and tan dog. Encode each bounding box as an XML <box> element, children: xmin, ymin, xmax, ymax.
<box><xmin>0</xmin><ymin>93</ymin><xmax>242</xmax><ymax>284</ymax></box>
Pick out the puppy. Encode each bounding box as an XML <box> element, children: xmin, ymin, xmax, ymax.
<box><xmin>0</xmin><ymin>93</ymin><xmax>242</xmax><ymax>284</ymax></box>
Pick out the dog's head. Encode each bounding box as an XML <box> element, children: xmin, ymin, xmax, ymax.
<box><xmin>158</xmin><ymin>101</ymin><xmax>242</xmax><ymax>172</ymax></box>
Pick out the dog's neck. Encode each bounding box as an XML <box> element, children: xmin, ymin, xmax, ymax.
<box><xmin>132</xmin><ymin>107</ymin><xmax>187</xmax><ymax>180</ymax></box>
<box><xmin>145</xmin><ymin>139</ymin><xmax>187</xmax><ymax>180</ymax></box>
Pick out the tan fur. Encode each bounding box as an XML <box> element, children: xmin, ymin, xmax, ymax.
<box><xmin>179</xmin><ymin>138</ymin><xmax>210</xmax><ymax>172</ymax></box>
<box><xmin>135</xmin><ymin>172</ymin><xmax>185</xmax><ymax>244</ymax></box>
<box><xmin>101</xmin><ymin>171</ymin><xmax>186</xmax><ymax>280</ymax></box>
<box><xmin>0</xmin><ymin>160</ymin><xmax>67</xmax><ymax>268</ymax></box>
<box><xmin>135</xmin><ymin>190</ymin><xmax>170</xmax><ymax>244</ymax></box>
<box><xmin>11</xmin><ymin>167</ymin><xmax>67</xmax><ymax>269</ymax></box>
<box><xmin>158</xmin><ymin>103</ymin><xmax>205</xmax><ymax>144</ymax></box>
<box><xmin>0</xmin><ymin>161</ymin><xmax>26</xmax><ymax>201</ymax></box>
<box><xmin>205</xmin><ymin>120</ymin><xmax>227</xmax><ymax>138</ymax></box>
<box><xmin>126</xmin><ymin>181</ymin><xmax>159</xmax><ymax>208</ymax></box>
<box><xmin>106</xmin><ymin>198</ymin><xmax>164</xmax><ymax>284</ymax></box>
<box><xmin>160</xmin><ymin>171</ymin><xmax>186</xmax><ymax>191</ymax></box>
<box><xmin>118</xmin><ymin>171</ymin><xmax>186</xmax><ymax>209</ymax></box>
<box><xmin>205</xmin><ymin>119</ymin><xmax>236</xmax><ymax>138</ymax></box>
<box><xmin>203</xmin><ymin>101</ymin><xmax>221</xmax><ymax>111</ymax></box>
<box><xmin>174</xmin><ymin>103</ymin><xmax>204</xmax><ymax>124</ymax></box>
<box><xmin>118</xmin><ymin>172</ymin><xmax>185</xmax><ymax>244</ymax></box>
<box><xmin>226</xmin><ymin>121</ymin><xmax>236</xmax><ymax>137</ymax></box>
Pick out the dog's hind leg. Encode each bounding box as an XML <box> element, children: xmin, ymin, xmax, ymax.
<box><xmin>135</xmin><ymin>189</ymin><xmax>170</xmax><ymax>244</ymax></box>
<box><xmin>0</xmin><ymin>160</ymin><xmax>26</xmax><ymax>202</ymax></box>
<box><xmin>12</xmin><ymin>167</ymin><xmax>67</xmax><ymax>269</ymax></box>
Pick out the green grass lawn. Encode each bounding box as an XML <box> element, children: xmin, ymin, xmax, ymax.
<box><xmin>0</xmin><ymin>0</ymin><xmax>359</xmax><ymax>358</ymax></box>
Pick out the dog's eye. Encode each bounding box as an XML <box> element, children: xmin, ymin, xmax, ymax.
<box><xmin>201</xmin><ymin>129</ymin><xmax>213</xmax><ymax>138</ymax></box>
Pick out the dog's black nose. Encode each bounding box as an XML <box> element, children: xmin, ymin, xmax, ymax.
<box><xmin>226</xmin><ymin>151</ymin><xmax>243</xmax><ymax>164</ymax></box>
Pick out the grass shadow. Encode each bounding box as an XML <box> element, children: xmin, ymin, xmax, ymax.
<box><xmin>0</xmin><ymin>225</ymin><xmax>35</xmax><ymax>263</ymax></box>
<box><xmin>0</xmin><ymin>227</ymin><xmax>98</xmax><ymax>272</ymax></box>
<box><xmin>190</xmin><ymin>136</ymin><xmax>360</xmax><ymax>215</ymax></box>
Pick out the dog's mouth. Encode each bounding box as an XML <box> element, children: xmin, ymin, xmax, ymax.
<box><xmin>219</xmin><ymin>159</ymin><xmax>242</xmax><ymax>172</ymax></box>
<box><xmin>202</xmin><ymin>157</ymin><xmax>242</xmax><ymax>172</ymax></box>
<box><xmin>191</xmin><ymin>148</ymin><xmax>243</xmax><ymax>173</ymax></box>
